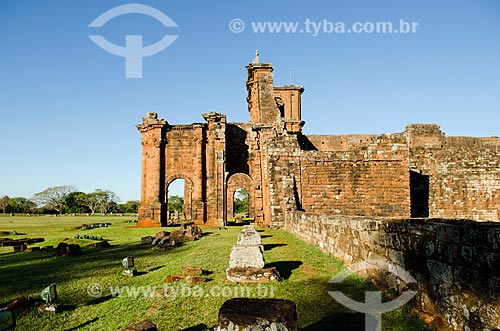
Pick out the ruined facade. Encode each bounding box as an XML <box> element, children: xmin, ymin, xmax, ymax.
<box><xmin>137</xmin><ymin>57</ymin><xmax>500</xmax><ymax>228</ymax></box>
<box><xmin>136</xmin><ymin>55</ymin><xmax>500</xmax><ymax>329</ymax></box>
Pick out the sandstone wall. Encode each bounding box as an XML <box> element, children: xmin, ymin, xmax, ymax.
<box><xmin>164</xmin><ymin>124</ymin><xmax>205</xmax><ymax>223</ymax></box>
<box><xmin>407</xmin><ymin>125</ymin><xmax>500</xmax><ymax>222</ymax></box>
<box><xmin>266</xmin><ymin>132</ymin><xmax>412</xmax><ymax>225</ymax></box>
<box><xmin>285</xmin><ymin>211</ymin><xmax>500</xmax><ymax>330</ymax></box>
<box><xmin>266</xmin><ymin>133</ymin><xmax>303</xmax><ymax>227</ymax></box>
<box><xmin>299</xmin><ymin>156</ymin><xmax>410</xmax><ymax>217</ymax></box>
<box><xmin>165</xmin><ymin>125</ymin><xmax>201</xmax><ymax>186</ymax></box>
<box><xmin>302</xmin><ymin>134</ymin><xmax>377</xmax><ymax>151</ymax></box>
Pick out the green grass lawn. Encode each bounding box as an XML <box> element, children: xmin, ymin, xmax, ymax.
<box><xmin>0</xmin><ymin>216</ymin><xmax>434</xmax><ymax>331</ymax></box>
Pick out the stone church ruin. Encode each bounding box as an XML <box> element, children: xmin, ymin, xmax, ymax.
<box><xmin>137</xmin><ymin>53</ymin><xmax>500</xmax><ymax>329</ymax></box>
<box><xmin>137</xmin><ymin>53</ymin><xmax>500</xmax><ymax>228</ymax></box>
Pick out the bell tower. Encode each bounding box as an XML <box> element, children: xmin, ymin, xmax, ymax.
<box><xmin>246</xmin><ymin>50</ymin><xmax>281</xmax><ymax>125</ymax></box>
<box><xmin>246</xmin><ymin>51</ymin><xmax>305</xmax><ymax>132</ymax></box>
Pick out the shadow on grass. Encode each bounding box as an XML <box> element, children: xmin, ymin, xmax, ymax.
<box><xmin>202</xmin><ymin>270</ymin><xmax>214</xmax><ymax>276</ymax></box>
<box><xmin>58</xmin><ymin>304</ymin><xmax>78</xmax><ymax>312</ymax></box>
<box><xmin>265</xmin><ymin>261</ymin><xmax>302</xmax><ymax>279</ymax></box>
<box><xmin>179</xmin><ymin>324</ymin><xmax>208</xmax><ymax>331</ymax></box>
<box><xmin>263</xmin><ymin>243</ymin><xmax>286</xmax><ymax>251</ymax></box>
<box><xmin>86</xmin><ymin>295</ymin><xmax>114</xmax><ymax>306</ymax></box>
<box><xmin>303</xmin><ymin>313</ymin><xmax>365</xmax><ymax>331</ymax></box>
<box><xmin>64</xmin><ymin>317</ymin><xmax>99</xmax><ymax>331</ymax></box>
<box><xmin>147</xmin><ymin>265</ymin><xmax>164</xmax><ymax>272</ymax></box>
<box><xmin>0</xmin><ymin>242</ymin><xmax>191</xmax><ymax>300</ymax></box>
<box><xmin>226</xmin><ymin>221</ymin><xmax>251</xmax><ymax>226</ymax></box>
<box><xmin>260</xmin><ymin>235</ymin><xmax>273</xmax><ymax>239</ymax></box>
<box><xmin>295</xmin><ymin>276</ymin><xmax>434</xmax><ymax>331</ymax></box>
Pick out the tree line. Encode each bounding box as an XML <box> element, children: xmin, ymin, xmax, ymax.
<box><xmin>0</xmin><ymin>185</ymin><xmax>139</xmax><ymax>215</ymax></box>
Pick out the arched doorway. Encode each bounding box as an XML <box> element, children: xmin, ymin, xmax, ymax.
<box><xmin>227</xmin><ymin>173</ymin><xmax>254</xmax><ymax>219</ymax></box>
<box><xmin>166</xmin><ymin>176</ymin><xmax>193</xmax><ymax>222</ymax></box>
<box><xmin>233</xmin><ymin>188</ymin><xmax>250</xmax><ymax>220</ymax></box>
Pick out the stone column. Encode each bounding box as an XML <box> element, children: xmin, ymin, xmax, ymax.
<box><xmin>136</xmin><ymin>112</ymin><xmax>167</xmax><ymax>227</ymax></box>
<box><xmin>251</xmin><ymin>130</ymin><xmax>265</xmax><ymax>225</ymax></box>
<box><xmin>202</xmin><ymin>112</ymin><xmax>227</xmax><ymax>226</ymax></box>
<box><xmin>191</xmin><ymin>123</ymin><xmax>205</xmax><ymax>224</ymax></box>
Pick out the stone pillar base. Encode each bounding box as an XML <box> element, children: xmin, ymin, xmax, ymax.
<box><xmin>137</xmin><ymin>202</ymin><xmax>166</xmax><ymax>228</ymax></box>
<box><xmin>121</xmin><ymin>320</ymin><xmax>157</xmax><ymax>331</ymax></box>
<box><xmin>217</xmin><ymin>298</ymin><xmax>298</xmax><ymax>331</ymax></box>
<box><xmin>226</xmin><ymin>267</ymin><xmax>280</xmax><ymax>283</ymax></box>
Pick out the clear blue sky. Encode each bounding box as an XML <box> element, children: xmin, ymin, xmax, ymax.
<box><xmin>1</xmin><ymin>0</ymin><xmax>499</xmax><ymax>201</ymax></box>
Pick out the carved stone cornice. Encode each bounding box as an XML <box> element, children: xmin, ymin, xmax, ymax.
<box><xmin>137</xmin><ymin>112</ymin><xmax>167</xmax><ymax>132</ymax></box>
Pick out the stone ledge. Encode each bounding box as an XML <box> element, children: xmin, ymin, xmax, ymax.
<box><xmin>226</xmin><ymin>267</ymin><xmax>280</xmax><ymax>283</ymax></box>
<box><xmin>217</xmin><ymin>298</ymin><xmax>297</xmax><ymax>331</ymax></box>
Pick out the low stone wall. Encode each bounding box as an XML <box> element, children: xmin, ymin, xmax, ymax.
<box><xmin>285</xmin><ymin>211</ymin><xmax>500</xmax><ymax>330</ymax></box>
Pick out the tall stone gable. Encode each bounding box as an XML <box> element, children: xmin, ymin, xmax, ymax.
<box><xmin>137</xmin><ymin>57</ymin><xmax>500</xmax><ymax>227</ymax></box>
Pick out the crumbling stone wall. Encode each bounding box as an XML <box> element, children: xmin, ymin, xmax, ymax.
<box><xmin>285</xmin><ymin>211</ymin><xmax>500</xmax><ymax>330</ymax></box>
<box><xmin>164</xmin><ymin>125</ymin><xmax>203</xmax><ymax>222</ymax></box>
<box><xmin>298</xmin><ymin>157</ymin><xmax>410</xmax><ymax>216</ymax></box>
<box><xmin>302</xmin><ymin>134</ymin><xmax>377</xmax><ymax>151</ymax></box>
<box><xmin>260</xmin><ymin>132</ymin><xmax>301</xmax><ymax>227</ymax></box>
<box><xmin>265</xmin><ymin>132</ymin><xmax>412</xmax><ymax>225</ymax></box>
<box><xmin>408</xmin><ymin>124</ymin><xmax>500</xmax><ymax>222</ymax></box>
<box><xmin>137</xmin><ymin>57</ymin><xmax>500</xmax><ymax>228</ymax></box>
<box><xmin>136</xmin><ymin>56</ymin><xmax>500</xmax><ymax>331</ymax></box>
<box><xmin>137</xmin><ymin>113</ymin><xmax>228</xmax><ymax>227</ymax></box>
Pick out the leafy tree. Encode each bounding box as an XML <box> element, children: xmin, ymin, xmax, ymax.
<box><xmin>167</xmin><ymin>195</ymin><xmax>184</xmax><ymax>213</ymax></box>
<box><xmin>80</xmin><ymin>192</ymin><xmax>100</xmax><ymax>214</ymax></box>
<box><xmin>81</xmin><ymin>189</ymin><xmax>120</xmax><ymax>214</ymax></box>
<box><xmin>96</xmin><ymin>190</ymin><xmax>119</xmax><ymax>214</ymax></box>
<box><xmin>32</xmin><ymin>185</ymin><xmax>76</xmax><ymax>214</ymax></box>
<box><xmin>117</xmin><ymin>200</ymin><xmax>139</xmax><ymax>214</ymax></box>
<box><xmin>64</xmin><ymin>191</ymin><xmax>90</xmax><ymax>214</ymax></box>
<box><xmin>234</xmin><ymin>188</ymin><xmax>249</xmax><ymax>214</ymax></box>
<box><xmin>8</xmin><ymin>197</ymin><xmax>36</xmax><ymax>214</ymax></box>
<box><xmin>0</xmin><ymin>196</ymin><xmax>10</xmax><ymax>213</ymax></box>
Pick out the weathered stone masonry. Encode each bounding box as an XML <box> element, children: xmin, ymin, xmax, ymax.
<box><xmin>137</xmin><ymin>58</ymin><xmax>307</xmax><ymax>227</ymax></box>
<box><xmin>285</xmin><ymin>212</ymin><xmax>500</xmax><ymax>330</ymax></box>
<box><xmin>137</xmin><ymin>57</ymin><xmax>500</xmax><ymax>227</ymax></box>
<box><xmin>137</xmin><ymin>56</ymin><xmax>500</xmax><ymax>327</ymax></box>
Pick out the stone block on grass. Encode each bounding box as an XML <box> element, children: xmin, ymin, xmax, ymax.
<box><xmin>164</xmin><ymin>274</ymin><xmax>186</xmax><ymax>283</ymax></box>
<box><xmin>122</xmin><ymin>320</ymin><xmax>157</xmax><ymax>331</ymax></box>
<box><xmin>226</xmin><ymin>267</ymin><xmax>280</xmax><ymax>283</ymax></box>
<box><xmin>229</xmin><ymin>245</ymin><xmax>265</xmax><ymax>269</ymax></box>
<box><xmin>217</xmin><ymin>298</ymin><xmax>298</xmax><ymax>331</ymax></box>
<box><xmin>87</xmin><ymin>240</ymin><xmax>111</xmax><ymax>248</ymax></box>
<box><xmin>186</xmin><ymin>275</ymin><xmax>207</xmax><ymax>285</ymax></box>
<box><xmin>237</xmin><ymin>225</ymin><xmax>262</xmax><ymax>247</ymax></box>
<box><xmin>185</xmin><ymin>266</ymin><xmax>203</xmax><ymax>275</ymax></box>
<box><xmin>141</xmin><ymin>236</ymin><xmax>154</xmax><ymax>245</ymax></box>
<box><xmin>13</xmin><ymin>244</ymin><xmax>27</xmax><ymax>252</ymax></box>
